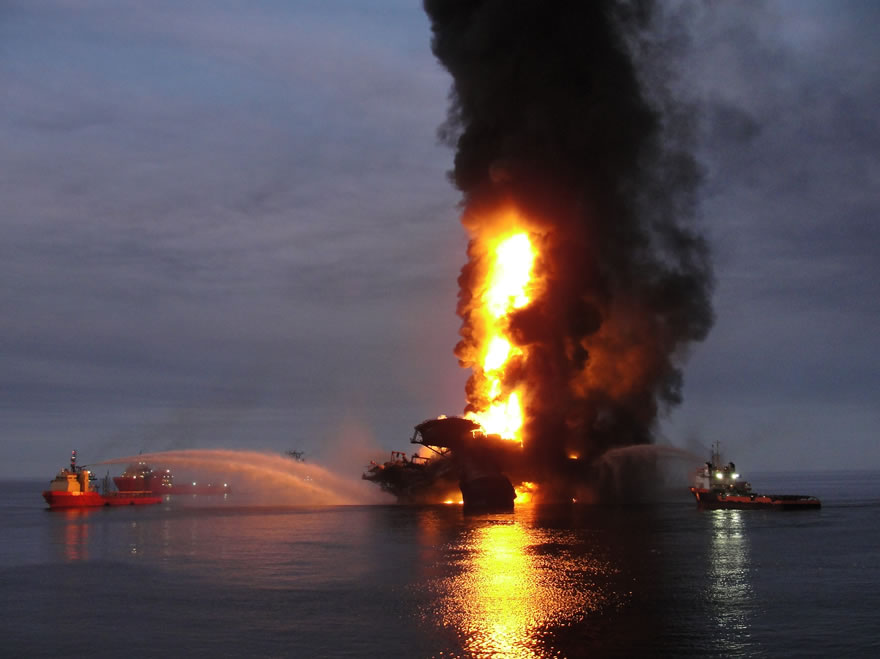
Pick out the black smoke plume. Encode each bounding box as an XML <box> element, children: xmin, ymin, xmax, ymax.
<box><xmin>424</xmin><ymin>0</ymin><xmax>714</xmax><ymax>489</ymax></box>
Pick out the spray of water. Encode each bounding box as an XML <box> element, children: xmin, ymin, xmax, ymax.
<box><xmin>96</xmin><ymin>449</ymin><xmax>390</xmax><ymax>505</ymax></box>
<box><xmin>596</xmin><ymin>443</ymin><xmax>704</xmax><ymax>466</ymax></box>
<box><xmin>583</xmin><ymin>444</ymin><xmax>704</xmax><ymax>503</ymax></box>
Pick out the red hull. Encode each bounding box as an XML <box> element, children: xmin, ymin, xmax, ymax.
<box><xmin>43</xmin><ymin>490</ymin><xmax>163</xmax><ymax>509</ymax></box>
<box><xmin>114</xmin><ymin>477</ymin><xmax>230</xmax><ymax>496</ymax></box>
<box><xmin>690</xmin><ymin>487</ymin><xmax>821</xmax><ymax>510</ymax></box>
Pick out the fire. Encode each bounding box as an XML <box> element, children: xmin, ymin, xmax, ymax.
<box><xmin>483</xmin><ymin>336</ymin><xmax>513</xmax><ymax>372</ymax></box>
<box><xmin>428</xmin><ymin>0</ymin><xmax>716</xmax><ymax>504</ymax></box>
<box><xmin>463</xmin><ymin>219</ymin><xmax>540</xmax><ymax>443</ymax></box>
<box><xmin>514</xmin><ymin>481</ymin><xmax>537</xmax><ymax>504</ymax></box>
<box><xmin>485</xmin><ymin>233</ymin><xmax>534</xmax><ymax>316</ymax></box>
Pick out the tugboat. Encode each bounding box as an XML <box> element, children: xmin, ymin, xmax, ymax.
<box><xmin>690</xmin><ymin>443</ymin><xmax>821</xmax><ymax>510</ymax></box>
<box><xmin>113</xmin><ymin>461</ymin><xmax>231</xmax><ymax>495</ymax></box>
<box><xmin>43</xmin><ymin>451</ymin><xmax>163</xmax><ymax>509</ymax></box>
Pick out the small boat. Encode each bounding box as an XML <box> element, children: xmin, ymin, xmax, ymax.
<box><xmin>43</xmin><ymin>451</ymin><xmax>163</xmax><ymax>509</ymax></box>
<box><xmin>690</xmin><ymin>443</ymin><xmax>821</xmax><ymax>510</ymax></box>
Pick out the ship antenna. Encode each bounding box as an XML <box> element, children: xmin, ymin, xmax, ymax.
<box><xmin>711</xmin><ymin>441</ymin><xmax>721</xmax><ymax>468</ymax></box>
<box><xmin>71</xmin><ymin>449</ymin><xmax>77</xmax><ymax>472</ymax></box>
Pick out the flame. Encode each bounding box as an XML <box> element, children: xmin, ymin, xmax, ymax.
<box><xmin>483</xmin><ymin>336</ymin><xmax>513</xmax><ymax>372</ymax></box>
<box><xmin>464</xmin><ymin>218</ymin><xmax>540</xmax><ymax>443</ymax></box>
<box><xmin>514</xmin><ymin>481</ymin><xmax>538</xmax><ymax>504</ymax></box>
<box><xmin>485</xmin><ymin>233</ymin><xmax>534</xmax><ymax>315</ymax></box>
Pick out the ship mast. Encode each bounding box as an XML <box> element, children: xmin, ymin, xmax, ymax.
<box><xmin>711</xmin><ymin>441</ymin><xmax>722</xmax><ymax>468</ymax></box>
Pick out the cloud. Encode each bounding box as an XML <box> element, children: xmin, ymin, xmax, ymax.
<box><xmin>0</xmin><ymin>1</ymin><xmax>467</xmax><ymax>476</ymax></box>
<box><xmin>660</xmin><ymin>1</ymin><xmax>880</xmax><ymax>467</ymax></box>
<box><xmin>3</xmin><ymin>1</ymin><xmax>878</xmax><ymax>475</ymax></box>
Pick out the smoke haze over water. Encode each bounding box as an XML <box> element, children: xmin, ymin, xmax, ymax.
<box><xmin>425</xmin><ymin>0</ymin><xmax>714</xmax><ymax>480</ymax></box>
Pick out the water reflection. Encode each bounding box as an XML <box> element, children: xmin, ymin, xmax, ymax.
<box><xmin>708</xmin><ymin>510</ymin><xmax>754</xmax><ymax>648</ymax></box>
<box><xmin>430</xmin><ymin>514</ymin><xmax>612</xmax><ymax>658</ymax></box>
<box><xmin>56</xmin><ymin>510</ymin><xmax>92</xmax><ymax>561</ymax></box>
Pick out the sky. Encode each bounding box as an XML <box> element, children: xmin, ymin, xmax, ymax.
<box><xmin>2</xmin><ymin>1</ymin><xmax>878</xmax><ymax>479</ymax></box>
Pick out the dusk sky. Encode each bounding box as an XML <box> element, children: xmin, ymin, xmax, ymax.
<box><xmin>3</xmin><ymin>0</ymin><xmax>878</xmax><ymax>479</ymax></box>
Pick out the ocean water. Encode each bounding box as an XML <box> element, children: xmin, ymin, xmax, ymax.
<box><xmin>1</xmin><ymin>471</ymin><xmax>878</xmax><ymax>658</ymax></box>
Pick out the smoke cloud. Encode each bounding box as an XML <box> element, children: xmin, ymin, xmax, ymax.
<box><xmin>425</xmin><ymin>0</ymin><xmax>713</xmax><ymax>481</ymax></box>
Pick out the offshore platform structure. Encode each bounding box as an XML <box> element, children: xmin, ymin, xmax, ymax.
<box><xmin>363</xmin><ymin>416</ymin><xmax>519</xmax><ymax>512</ymax></box>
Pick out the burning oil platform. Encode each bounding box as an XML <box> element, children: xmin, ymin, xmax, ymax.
<box><xmin>363</xmin><ymin>417</ymin><xmax>521</xmax><ymax>511</ymax></box>
<box><xmin>364</xmin><ymin>1</ymin><xmax>715</xmax><ymax>507</ymax></box>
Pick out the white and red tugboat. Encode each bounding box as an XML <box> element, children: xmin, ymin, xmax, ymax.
<box><xmin>690</xmin><ymin>443</ymin><xmax>821</xmax><ymax>510</ymax></box>
<box><xmin>43</xmin><ymin>451</ymin><xmax>163</xmax><ymax>509</ymax></box>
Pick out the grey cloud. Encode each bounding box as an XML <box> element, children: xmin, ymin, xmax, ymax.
<box><xmin>0</xmin><ymin>2</ymin><xmax>466</xmax><ymax>476</ymax></box>
<box><xmin>4</xmin><ymin>1</ymin><xmax>878</xmax><ymax>475</ymax></box>
<box><xmin>660</xmin><ymin>1</ymin><xmax>880</xmax><ymax>467</ymax></box>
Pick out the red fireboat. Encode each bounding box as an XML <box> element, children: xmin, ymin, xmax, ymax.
<box><xmin>690</xmin><ymin>443</ymin><xmax>821</xmax><ymax>510</ymax></box>
<box><xmin>42</xmin><ymin>451</ymin><xmax>163</xmax><ymax>509</ymax></box>
<box><xmin>113</xmin><ymin>462</ymin><xmax>231</xmax><ymax>495</ymax></box>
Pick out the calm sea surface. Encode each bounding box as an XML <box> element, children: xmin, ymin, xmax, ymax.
<box><xmin>2</xmin><ymin>471</ymin><xmax>878</xmax><ymax>658</ymax></box>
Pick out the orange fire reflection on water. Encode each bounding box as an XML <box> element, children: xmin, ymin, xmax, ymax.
<box><xmin>465</xmin><ymin>523</ymin><xmax>534</xmax><ymax>656</ymax></box>
<box><xmin>433</xmin><ymin>519</ymin><xmax>612</xmax><ymax>657</ymax></box>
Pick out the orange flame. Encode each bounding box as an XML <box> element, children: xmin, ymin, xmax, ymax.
<box><xmin>463</xmin><ymin>216</ymin><xmax>540</xmax><ymax>444</ymax></box>
<box><xmin>514</xmin><ymin>481</ymin><xmax>538</xmax><ymax>504</ymax></box>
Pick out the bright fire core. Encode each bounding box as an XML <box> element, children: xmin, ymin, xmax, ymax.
<box><xmin>466</xmin><ymin>230</ymin><xmax>537</xmax><ymax>443</ymax></box>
